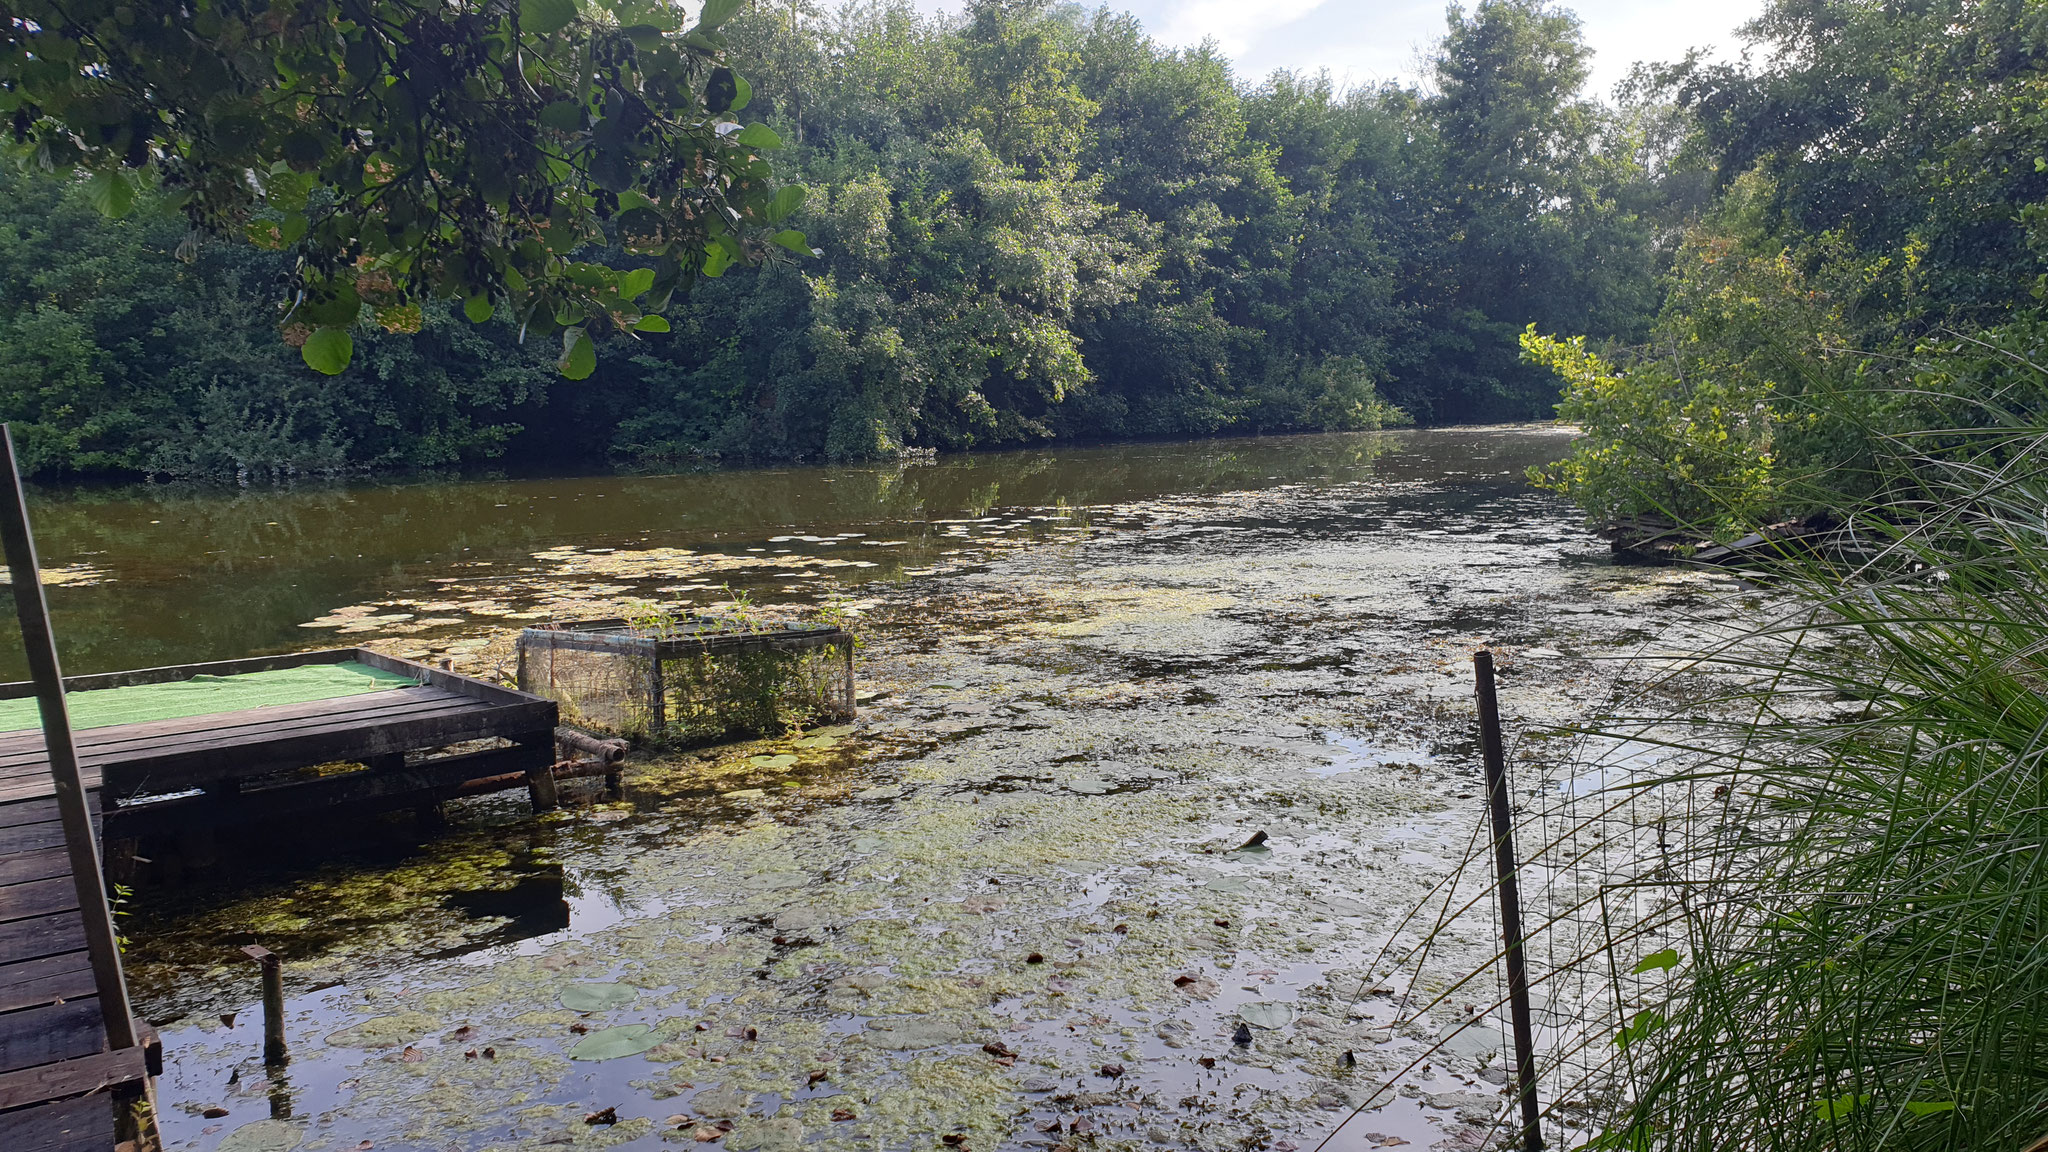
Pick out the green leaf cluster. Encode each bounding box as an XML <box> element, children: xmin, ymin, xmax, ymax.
<box><xmin>1</xmin><ymin>0</ymin><xmax>809</xmax><ymax>376</ymax></box>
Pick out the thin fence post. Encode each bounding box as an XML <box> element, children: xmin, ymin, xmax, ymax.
<box><xmin>1475</xmin><ymin>649</ymin><xmax>1542</xmax><ymax>1152</ymax></box>
<box><xmin>0</xmin><ymin>425</ymin><xmax>138</xmax><ymax>1051</ymax></box>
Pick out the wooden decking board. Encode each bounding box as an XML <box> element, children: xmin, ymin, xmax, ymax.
<box><xmin>0</xmin><ymin>955</ymin><xmax>96</xmax><ymax>1014</ymax></box>
<box><xmin>0</xmin><ymin>878</ymin><xmax>81</xmax><ymax>924</ymax></box>
<box><xmin>0</xmin><ymin>846</ymin><xmax>73</xmax><ymax>887</ymax></box>
<box><xmin>0</xmin><ymin>913</ymin><xmax>87</xmax><ymax>966</ymax></box>
<box><xmin>0</xmin><ymin>998</ymin><xmax>106</xmax><ymax>1074</ymax></box>
<box><xmin>0</xmin><ymin>799</ymin><xmax>59</xmax><ymax>830</ymax></box>
<box><xmin>0</xmin><ymin>1090</ymin><xmax>115</xmax><ymax>1152</ymax></box>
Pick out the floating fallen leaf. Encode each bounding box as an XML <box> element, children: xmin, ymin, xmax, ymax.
<box><xmin>941</xmin><ymin>1135</ymin><xmax>966</xmax><ymax>1147</ymax></box>
<box><xmin>1213</xmin><ymin>918</ymin><xmax>1231</xmax><ymax>928</ymax></box>
<box><xmin>463</xmin><ymin>1048</ymin><xmax>477</xmax><ymax>1059</ymax></box>
<box><xmin>202</xmin><ymin>1107</ymin><xmax>230</xmax><ymax>1119</ymax></box>
<box><xmin>481</xmin><ymin>1047</ymin><xmax>495</xmax><ymax>1059</ymax></box>
<box><xmin>692</xmin><ymin>1127</ymin><xmax>724</xmax><ymax>1142</ymax></box>
<box><xmin>1098</xmin><ymin>1063</ymin><xmax>1126</xmax><ymax>1078</ymax></box>
<box><xmin>982</xmin><ymin>1042</ymin><xmax>1017</xmax><ymax>1059</ymax></box>
<box><xmin>401</xmin><ymin>1046</ymin><xmax>424</xmax><ymax>1063</ymax></box>
<box><xmin>584</xmin><ymin>1107</ymin><xmax>618</xmax><ymax>1126</ymax></box>
<box><xmin>560</xmin><ymin>983</ymin><xmax>637</xmax><ymax>1012</ymax></box>
<box><xmin>807</xmin><ymin>1069</ymin><xmax>829</xmax><ymax>1085</ymax></box>
<box><xmin>1112</xmin><ymin>923</ymin><xmax>1129</xmax><ymax>934</ymax></box>
<box><xmin>1197</xmin><ymin>1056</ymin><xmax>1217</xmax><ymax>1069</ymax></box>
<box><xmin>1026</xmin><ymin>952</ymin><xmax>1044</xmax><ymax>964</ymax></box>
<box><xmin>1233</xmin><ymin>1023</ymin><xmax>1254</xmax><ymax>1045</ymax></box>
<box><xmin>1235</xmin><ymin>830</ymin><xmax>1270</xmax><ymax>851</ymax></box>
<box><xmin>831</xmin><ymin>1109</ymin><xmax>856</xmax><ymax>1122</ymax></box>
<box><xmin>569</xmin><ymin>1023</ymin><xmax>590</xmax><ymax>1034</ymax></box>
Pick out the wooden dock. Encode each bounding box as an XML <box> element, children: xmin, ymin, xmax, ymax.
<box><xmin>0</xmin><ymin>648</ymin><xmax>559</xmax><ymax>1147</ymax></box>
<box><xmin>0</xmin><ymin>790</ymin><xmax>158</xmax><ymax>1151</ymax></box>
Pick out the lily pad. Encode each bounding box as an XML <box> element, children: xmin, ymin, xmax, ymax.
<box><xmin>927</xmin><ymin>681</ymin><xmax>965</xmax><ymax>690</ymax></box>
<box><xmin>1065</xmin><ymin>776</ymin><xmax>1112</xmax><ymax>795</ymax></box>
<box><xmin>216</xmin><ymin>1119</ymin><xmax>306</xmax><ymax>1152</ymax></box>
<box><xmin>569</xmin><ymin>1024</ymin><xmax>662</xmax><ymax>1061</ymax></box>
<box><xmin>794</xmin><ymin>735</ymin><xmax>841</xmax><ymax>750</ymax></box>
<box><xmin>749</xmin><ymin>753</ymin><xmax>799</xmax><ymax>768</ymax></box>
<box><xmin>1205</xmin><ymin>876</ymin><xmax>1252</xmax><ymax>894</ymax></box>
<box><xmin>560</xmin><ymin>982</ymin><xmax>636</xmax><ymax>1012</ymax></box>
<box><xmin>1239</xmin><ymin>1001</ymin><xmax>1298</xmax><ymax>1030</ymax></box>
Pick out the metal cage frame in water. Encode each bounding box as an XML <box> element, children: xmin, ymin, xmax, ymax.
<box><xmin>515</xmin><ymin>616</ymin><xmax>855</xmax><ymax>744</ymax></box>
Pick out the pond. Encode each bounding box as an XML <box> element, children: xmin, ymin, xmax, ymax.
<box><xmin>28</xmin><ymin>427</ymin><xmax>1753</xmax><ymax>1152</ymax></box>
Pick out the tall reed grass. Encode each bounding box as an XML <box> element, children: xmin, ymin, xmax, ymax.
<box><xmin>1573</xmin><ymin>418</ymin><xmax>2048</xmax><ymax>1148</ymax></box>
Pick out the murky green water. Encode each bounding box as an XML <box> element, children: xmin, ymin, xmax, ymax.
<box><xmin>40</xmin><ymin>426</ymin><xmax>1755</xmax><ymax>1152</ymax></box>
<box><xmin>13</xmin><ymin>429</ymin><xmax>1527</xmax><ymax>681</ymax></box>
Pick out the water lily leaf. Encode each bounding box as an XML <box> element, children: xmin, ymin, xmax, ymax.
<box><xmin>749</xmin><ymin>753</ymin><xmax>798</xmax><ymax>768</ymax></box>
<box><xmin>568</xmin><ymin>1024</ymin><xmax>660</xmax><ymax>1061</ymax></box>
<box><xmin>560</xmin><ymin>982</ymin><xmax>636</xmax><ymax>1012</ymax></box>
<box><xmin>1238</xmin><ymin>1001</ymin><xmax>1297</xmax><ymax>1030</ymax></box>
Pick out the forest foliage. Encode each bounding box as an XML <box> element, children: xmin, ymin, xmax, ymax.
<box><xmin>1</xmin><ymin>0</ymin><xmax>1666</xmax><ymax>481</ymax></box>
<box><xmin>1528</xmin><ymin>0</ymin><xmax>2048</xmax><ymax>535</ymax></box>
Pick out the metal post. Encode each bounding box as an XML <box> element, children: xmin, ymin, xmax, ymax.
<box><xmin>1474</xmin><ymin>649</ymin><xmax>1542</xmax><ymax>1152</ymax></box>
<box><xmin>0</xmin><ymin>426</ymin><xmax>138</xmax><ymax>1051</ymax></box>
<box><xmin>241</xmin><ymin>944</ymin><xmax>288</xmax><ymax>1065</ymax></box>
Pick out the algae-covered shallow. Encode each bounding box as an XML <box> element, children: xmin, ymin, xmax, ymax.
<box><xmin>114</xmin><ymin>428</ymin><xmax>1752</xmax><ymax>1152</ymax></box>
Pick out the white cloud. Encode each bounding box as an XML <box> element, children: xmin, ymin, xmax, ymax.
<box><xmin>913</xmin><ymin>0</ymin><xmax>1768</xmax><ymax>98</ymax></box>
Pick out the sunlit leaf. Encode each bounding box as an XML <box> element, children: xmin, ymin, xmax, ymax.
<box><xmin>559</xmin><ymin>326</ymin><xmax>597</xmax><ymax>379</ymax></box>
<box><xmin>521</xmin><ymin>0</ymin><xmax>578</xmax><ymax>36</ymax></box>
<box><xmin>1631</xmin><ymin>948</ymin><xmax>1680</xmax><ymax>973</ymax></box>
<box><xmin>634</xmin><ymin>315</ymin><xmax>671</xmax><ymax>332</ymax></box>
<box><xmin>301</xmin><ymin>327</ymin><xmax>353</xmax><ymax>375</ymax></box>
<box><xmin>766</xmin><ymin>185</ymin><xmax>807</xmax><ymax>223</ymax></box>
<box><xmin>463</xmin><ymin>295</ymin><xmax>495</xmax><ymax>324</ymax></box>
<box><xmin>771</xmin><ymin>229</ymin><xmax>811</xmax><ymax>256</ymax></box>
<box><xmin>621</xmin><ymin>268</ymin><xmax>655</xmax><ymax>299</ymax></box>
<box><xmin>85</xmin><ymin>169</ymin><xmax>136</xmax><ymax>218</ymax></box>
<box><xmin>734</xmin><ymin>123</ymin><xmax>781</xmax><ymax>150</ymax></box>
<box><xmin>696</xmin><ymin>0</ymin><xmax>744</xmax><ymax>31</ymax></box>
<box><xmin>1903</xmin><ymin>1101</ymin><xmax>1957</xmax><ymax>1117</ymax></box>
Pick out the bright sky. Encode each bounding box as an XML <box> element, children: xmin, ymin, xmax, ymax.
<box><xmin>919</xmin><ymin>0</ymin><xmax>1770</xmax><ymax>99</ymax></box>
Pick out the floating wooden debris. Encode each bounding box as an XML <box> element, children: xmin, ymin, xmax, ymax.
<box><xmin>516</xmin><ymin>614</ymin><xmax>855</xmax><ymax>745</ymax></box>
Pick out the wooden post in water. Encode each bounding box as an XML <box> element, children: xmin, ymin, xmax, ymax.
<box><xmin>242</xmin><ymin>945</ymin><xmax>288</xmax><ymax>1065</ymax></box>
<box><xmin>0</xmin><ymin>425</ymin><xmax>139</xmax><ymax>1052</ymax></box>
<box><xmin>1474</xmin><ymin>649</ymin><xmax>1542</xmax><ymax>1152</ymax></box>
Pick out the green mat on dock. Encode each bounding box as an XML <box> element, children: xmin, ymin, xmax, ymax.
<box><xmin>0</xmin><ymin>660</ymin><xmax>418</xmax><ymax>734</ymax></box>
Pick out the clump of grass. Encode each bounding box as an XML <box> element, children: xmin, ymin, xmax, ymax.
<box><xmin>1569</xmin><ymin>419</ymin><xmax>2048</xmax><ymax>1148</ymax></box>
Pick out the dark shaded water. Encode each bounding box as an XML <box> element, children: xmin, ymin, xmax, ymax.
<box><xmin>7</xmin><ymin>428</ymin><xmax>1557</xmax><ymax>681</ymax></box>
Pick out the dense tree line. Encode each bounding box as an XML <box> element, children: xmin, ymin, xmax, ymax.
<box><xmin>1</xmin><ymin>0</ymin><xmax>1665</xmax><ymax>481</ymax></box>
<box><xmin>1532</xmin><ymin>0</ymin><xmax>2048</xmax><ymax>535</ymax></box>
